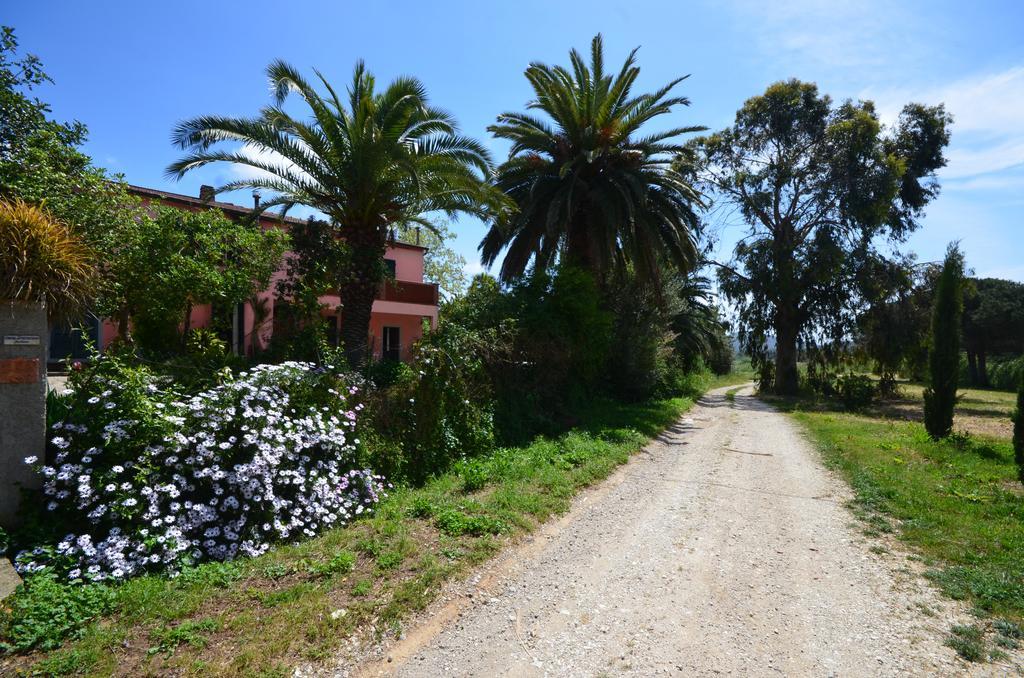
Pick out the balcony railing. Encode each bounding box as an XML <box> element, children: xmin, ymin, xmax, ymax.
<box><xmin>377</xmin><ymin>279</ymin><xmax>439</xmax><ymax>306</ymax></box>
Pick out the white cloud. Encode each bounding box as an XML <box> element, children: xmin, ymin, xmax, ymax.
<box><xmin>864</xmin><ymin>66</ymin><xmax>1024</xmax><ymax>181</ymax></box>
<box><xmin>718</xmin><ymin>0</ymin><xmax>929</xmax><ymax>73</ymax></box>
<box><xmin>463</xmin><ymin>260</ymin><xmax>488</xmax><ymax>277</ymax></box>
<box><xmin>719</xmin><ymin>0</ymin><xmax>1024</xmax><ymax>182</ymax></box>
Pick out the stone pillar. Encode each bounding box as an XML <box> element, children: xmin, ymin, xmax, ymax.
<box><xmin>0</xmin><ymin>301</ymin><xmax>47</xmax><ymax>529</ymax></box>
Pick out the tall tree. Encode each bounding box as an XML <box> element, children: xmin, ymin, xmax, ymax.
<box><xmin>481</xmin><ymin>34</ymin><xmax>704</xmax><ymax>285</ymax></box>
<box><xmin>168</xmin><ymin>61</ymin><xmax>498</xmax><ymax>366</ymax></box>
<box><xmin>694</xmin><ymin>80</ymin><xmax>951</xmax><ymax>394</ymax></box>
<box><xmin>857</xmin><ymin>255</ymin><xmax>928</xmax><ymax>395</ymax></box>
<box><xmin>962</xmin><ymin>277</ymin><xmax>1024</xmax><ymax>386</ymax></box>
<box><xmin>924</xmin><ymin>244</ymin><xmax>965</xmax><ymax>439</ymax></box>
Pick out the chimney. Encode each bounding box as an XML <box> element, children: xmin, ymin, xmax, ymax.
<box><xmin>199</xmin><ymin>185</ymin><xmax>215</xmax><ymax>202</ymax></box>
<box><xmin>252</xmin><ymin>189</ymin><xmax>261</xmax><ymax>210</ymax></box>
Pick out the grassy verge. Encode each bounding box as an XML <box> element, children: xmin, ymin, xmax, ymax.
<box><xmin>1</xmin><ymin>395</ymin><xmax>698</xmax><ymax>676</ymax></box>
<box><xmin>869</xmin><ymin>383</ymin><xmax>1016</xmax><ymax>440</ymax></box>
<box><xmin>781</xmin><ymin>398</ymin><xmax>1023</xmax><ymax>660</ymax></box>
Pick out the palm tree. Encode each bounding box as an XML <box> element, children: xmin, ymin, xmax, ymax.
<box><xmin>168</xmin><ymin>61</ymin><xmax>498</xmax><ymax>367</ymax></box>
<box><xmin>481</xmin><ymin>34</ymin><xmax>705</xmax><ymax>285</ymax></box>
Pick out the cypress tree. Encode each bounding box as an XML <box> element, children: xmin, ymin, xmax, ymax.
<box><xmin>1014</xmin><ymin>379</ymin><xmax>1023</xmax><ymax>484</ymax></box>
<box><xmin>923</xmin><ymin>244</ymin><xmax>964</xmax><ymax>439</ymax></box>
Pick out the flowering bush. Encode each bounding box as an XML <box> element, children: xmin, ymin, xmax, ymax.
<box><xmin>17</xmin><ymin>356</ymin><xmax>386</xmax><ymax>583</ymax></box>
<box><xmin>360</xmin><ymin>323</ymin><xmax>495</xmax><ymax>483</ymax></box>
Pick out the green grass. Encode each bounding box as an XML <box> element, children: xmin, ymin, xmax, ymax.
<box><xmin>708</xmin><ymin>356</ymin><xmax>755</xmax><ymax>391</ymax></box>
<box><xmin>0</xmin><ymin>394</ymin><xmax>700</xmax><ymax>676</ymax></box>
<box><xmin>787</xmin><ymin>406</ymin><xmax>1023</xmax><ymax>620</ymax></box>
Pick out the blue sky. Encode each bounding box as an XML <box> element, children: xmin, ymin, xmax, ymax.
<box><xmin>8</xmin><ymin>0</ymin><xmax>1024</xmax><ymax>282</ymax></box>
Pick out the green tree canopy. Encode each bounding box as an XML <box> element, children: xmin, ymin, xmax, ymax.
<box><xmin>168</xmin><ymin>60</ymin><xmax>500</xmax><ymax>366</ymax></box>
<box><xmin>924</xmin><ymin>244</ymin><xmax>964</xmax><ymax>439</ymax></box>
<box><xmin>480</xmin><ymin>34</ymin><xmax>705</xmax><ymax>286</ymax></box>
<box><xmin>694</xmin><ymin>79</ymin><xmax>951</xmax><ymax>394</ymax></box>
<box><xmin>102</xmin><ymin>206</ymin><xmax>287</xmax><ymax>353</ymax></box>
<box><xmin>963</xmin><ymin>277</ymin><xmax>1024</xmax><ymax>386</ymax></box>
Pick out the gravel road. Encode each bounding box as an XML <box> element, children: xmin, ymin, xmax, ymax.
<box><xmin>351</xmin><ymin>386</ymin><xmax>1009</xmax><ymax>677</ymax></box>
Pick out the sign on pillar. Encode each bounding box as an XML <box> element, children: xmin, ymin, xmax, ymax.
<box><xmin>0</xmin><ymin>302</ymin><xmax>47</xmax><ymax>529</ymax></box>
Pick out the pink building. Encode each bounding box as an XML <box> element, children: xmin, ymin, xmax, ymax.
<box><xmin>49</xmin><ymin>185</ymin><xmax>438</xmax><ymax>364</ymax></box>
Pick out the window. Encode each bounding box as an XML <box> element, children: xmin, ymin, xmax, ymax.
<box><xmin>384</xmin><ymin>258</ymin><xmax>397</xmax><ymax>278</ymax></box>
<box><xmin>383</xmin><ymin>326</ymin><xmax>401</xmax><ymax>362</ymax></box>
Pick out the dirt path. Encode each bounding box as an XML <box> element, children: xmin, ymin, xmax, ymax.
<box><xmin>350</xmin><ymin>386</ymin><xmax>998</xmax><ymax>677</ymax></box>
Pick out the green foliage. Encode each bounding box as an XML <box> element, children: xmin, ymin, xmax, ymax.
<box><xmin>105</xmin><ymin>205</ymin><xmax>286</xmax><ymax>354</ymax></box>
<box><xmin>834</xmin><ymin>373</ymin><xmax>877</xmax><ymax>412</ymax></box>
<box><xmin>482</xmin><ymin>34</ymin><xmax>703</xmax><ymax>284</ymax></box>
<box><xmin>445</xmin><ymin>267</ymin><xmax>613</xmax><ymax>441</ymax></box>
<box><xmin>148</xmin><ymin>618</ymin><xmax>218</xmax><ymax>657</ymax></box>
<box><xmin>433</xmin><ymin>509</ymin><xmax>506</xmax><ymax>537</ymax></box>
<box><xmin>1014</xmin><ymin>381</ymin><xmax>1023</xmax><ymax>485</ymax></box>
<box><xmin>307</xmin><ymin>551</ymin><xmax>356</xmax><ymax>578</ymax></box>
<box><xmin>963</xmin><ymin>278</ymin><xmax>1024</xmax><ymax>386</ymax></box>
<box><xmin>0</xmin><ymin>573</ymin><xmax>115</xmax><ymax>653</ymax></box>
<box><xmin>458</xmin><ymin>460</ymin><xmax>490</xmax><ymax>493</ymax></box>
<box><xmin>858</xmin><ymin>257</ymin><xmax>933</xmax><ymax>394</ymax></box>
<box><xmin>168</xmin><ymin>60</ymin><xmax>501</xmax><ymax>366</ymax></box>
<box><xmin>946</xmin><ymin>624</ymin><xmax>986</xmax><ymax>662</ymax></box>
<box><xmin>700</xmin><ymin>79</ymin><xmax>951</xmax><ymax>394</ymax></box>
<box><xmin>0</xmin><ymin>26</ymin><xmax>142</xmax><ymax>320</ymax></box>
<box><xmin>982</xmin><ymin>356</ymin><xmax>1024</xmax><ymax>392</ymax></box>
<box><xmin>924</xmin><ymin>244</ymin><xmax>965</xmax><ymax>439</ymax></box>
<box><xmin>0</xmin><ymin>198</ymin><xmax>97</xmax><ymax>317</ymax></box>
<box><xmin>358</xmin><ymin>320</ymin><xmax>496</xmax><ymax>484</ymax></box>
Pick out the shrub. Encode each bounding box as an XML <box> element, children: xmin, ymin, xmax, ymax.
<box><xmin>459</xmin><ymin>460</ymin><xmax>490</xmax><ymax>493</ymax></box>
<box><xmin>707</xmin><ymin>334</ymin><xmax>734</xmax><ymax>377</ymax></box>
<box><xmin>16</xmin><ymin>357</ymin><xmax>386</xmax><ymax>583</ymax></box>
<box><xmin>360</xmin><ymin>321</ymin><xmax>496</xmax><ymax>484</ymax></box>
<box><xmin>0</xmin><ymin>198</ymin><xmax>97</xmax><ymax>317</ymax></box>
<box><xmin>835</xmin><ymin>373</ymin><xmax>876</xmax><ymax>411</ymax></box>
<box><xmin>985</xmin><ymin>355</ymin><xmax>1024</xmax><ymax>392</ymax></box>
<box><xmin>924</xmin><ymin>245</ymin><xmax>964</xmax><ymax>439</ymax></box>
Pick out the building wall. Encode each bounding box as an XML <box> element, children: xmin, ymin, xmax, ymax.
<box><xmin>90</xmin><ymin>187</ymin><xmax>439</xmax><ymax>362</ymax></box>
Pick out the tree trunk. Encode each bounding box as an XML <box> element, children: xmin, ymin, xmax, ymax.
<box><xmin>978</xmin><ymin>350</ymin><xmax>989</xmax><ymax>388</ymax></box>
<box><xmin>116</xmin><ymin>305</ymin><xmax>132</xmax><ymax>344</ymax></box>
<box><xmin>339</xmin><ymin>226</ymin><xmax>387</xmax><ymax>369</ymax></box>
<box><xmin>967</xmin><ymin>350</ymin><xmax>979</xmax><ymax>386</ymax></box>
<box><xmin>340</xmin><ymin>280</ymin><xmax>377</xmax><ymax>368</ymax></box>
<box><xmin>565</xmin><ymin>216</ymin><xmax>597</xmax><ymax>274</ymax></box>
<box><xmin>772</xmin><ymin>228</ymin><xmax>800</xmax><ymax>395</ymax></box>
<box><xmin>182</xmin><ymin>302</ymin><xmax>193</xmax><ymax>343</ymax></box>
<box><xmin>774</xmin><ymin>305</ymin><xmax>800</xmax><ymax>395</ymax></box>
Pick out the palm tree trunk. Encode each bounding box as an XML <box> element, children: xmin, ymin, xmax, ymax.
<box><xmin>565</xmin><ymin>215</ymin><xmax>596</xmax><ymax>273</ymax></box>
<box><xmin>339</xmin><ymin>227</ymin><xmax>386</xmax><ymax>368</ymax></box>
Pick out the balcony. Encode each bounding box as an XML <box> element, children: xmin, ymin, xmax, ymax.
<box><xmin>377</xmin><ymin>279</ymin><xmax>439</xmax><ymax>306</ymax></box>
